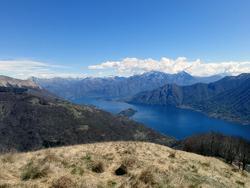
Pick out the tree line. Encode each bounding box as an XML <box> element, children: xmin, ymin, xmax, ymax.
<box><xmin>181</xmin><ymin>132</ymin><xmax>250</xmax><ymax>170</ymax></box>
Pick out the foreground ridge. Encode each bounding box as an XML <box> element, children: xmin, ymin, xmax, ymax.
<box><xmin>0</xmin><ymin>142</ymin><xmax>249</xmax><ymax>188</ymax></box>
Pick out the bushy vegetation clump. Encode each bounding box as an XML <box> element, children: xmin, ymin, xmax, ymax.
<box><xmin>181</xmin><ymin>132</ymin><xmax>250</xmax><ymax>170</ymax></box>
<box><xmin>21</xmin><ymin>162</ymin><xmax>49</xmax><ymax>180</ymax></box>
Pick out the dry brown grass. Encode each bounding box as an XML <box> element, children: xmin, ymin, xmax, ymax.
<box><xmin>42</xmin><ymin>149</ymin><xmax>61</xmax><ymax>163</ymax></box>
<box><xmin>138</xmin><ymin>166</ymin><xmax>158</xmax><ymax>185</ymax></box>
<box><xmin>0</xmin><ymin>183</ymin><xmax>10</xmax><ymax>188</ymax></box>
<box><xmin>0</xmin><ymin>141</ymin><xmax>249</xmax><ymax>188</ymax></box>
<box><xmin>121</xmin><ymin>155</ymin><xmax>138</xmax><ymax>169</ymax></box>
<box><xmin>1</xmin><ymin>152</ymin><xmax>17</xmax><ymax>163</ymax></box>
<box><xmin>49</xmin><ymin>176</ymin><xmax>74</xmax><ymax>188</ymax></box>
<box><xmin>20</xmin><ymin>161</ymin><xmax>50</xmax><ymax>180</ymax></box>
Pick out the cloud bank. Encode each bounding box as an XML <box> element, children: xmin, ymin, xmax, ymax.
<box><xmin>89</xmin><ymin>57</ymin><xmax>250</xmax><ymax>77</ymax></box>
<box><xmin>0</xmin><ymin>59</ymin><xmax>86</xmax><ymax>79</ymax></box>
<box><xmin>1</xmin><ymin>57</ymin><xmax>250</xmax><ymax>79</ymax></box>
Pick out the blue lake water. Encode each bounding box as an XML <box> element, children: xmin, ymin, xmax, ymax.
<box><xmin>71</xmin><ymin>98</ymin><xmax>250</xmax><ymax>141</ymax></box>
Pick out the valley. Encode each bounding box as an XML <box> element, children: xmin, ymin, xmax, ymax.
<box><xmin>27</xmin><ymin>71</ymin><xmax>250</xmax><ymax>140</ymax></box>
<box><xmin>1</xmin><ymin>71</ymin><xmax>250</xmax><ymax>188</ymax></box>
<box><xmin>1</xmin><ymin>1</ymin><xmax>250</xmax><ymax>187</ymax></box>
<box><xmin>71</xmin><ymin>98</ymin><xmax>250</xmax><ymax>141</ymax></box>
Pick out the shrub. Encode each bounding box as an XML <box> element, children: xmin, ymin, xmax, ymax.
<box><xmin>49</xmin><ymin>176</ymin><xmax>74</xmax><ymax>188</ymax></box>
<box><xmin>138</xmin><ymin>166</ymin><xmax>157</xmax><ymax>185</ymax></box>
<box><xmin>236</xmin><ymin>180</ymin><xmax>245</xmax><ymax>187</ymax></box>
<box><xmin>121</xmin><ymin>155</ymin><xmax>138</xmax><ymax>168</ymax></box>
<box><xmin>21</xmin><ymin>162</ymin><xmax>49</xmax><ymax>180</ymax></box>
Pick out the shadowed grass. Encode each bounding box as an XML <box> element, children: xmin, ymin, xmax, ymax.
<box><xmin>20</xmin><ymin>162</ymin><xmax>49</xmax><ymax>180</ymax></box>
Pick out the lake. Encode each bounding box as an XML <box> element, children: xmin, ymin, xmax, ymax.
<box><xmin>71</xmin><ymin>98</ymin><xmax>250</xmax><ymax>141</ymax></box>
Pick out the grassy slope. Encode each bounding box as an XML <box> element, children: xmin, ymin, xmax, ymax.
<box><xmin>0</xmin><ymin>142</ymin><xmax>249</xmax><ymax>188</ymax></box>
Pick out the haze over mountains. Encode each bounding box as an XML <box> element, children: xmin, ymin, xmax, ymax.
<box><xmin>29</xmin><ymin>71</ymin><xmax>222</xmax><ymax>99</ymax></box>
<box><xmin>127</xmin><ymin>73</ymin><xmax>250</xmax><ymax>125</ymax></box>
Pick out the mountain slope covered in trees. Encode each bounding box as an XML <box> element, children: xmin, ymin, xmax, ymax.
<box><xmin>196</xmin><ymin>77</ymin><xmax>250</xmax><ymax>125</ymax></box>
<box><xmin>0</xmin><ymin>76</ymin><xmax>176</xmax><ymax>152</ymax></box>
<box><xmin>127</xmin><ymin>73</ymin><xmax>250</xmax><ymax>125</ymax></box>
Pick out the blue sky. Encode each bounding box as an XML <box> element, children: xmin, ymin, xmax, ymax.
<box><xmin>0</xmin><ymin>0</ymin><xmax>250</xmax><ymax>78</ymax></box>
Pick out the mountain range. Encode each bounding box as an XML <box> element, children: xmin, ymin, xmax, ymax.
<box><xmin>29</xmin><ymin>71</ymin><xmax>223</xmax><ymax>99</ymax></box>
<box><xmin>126</xmin><ymin>73</ymin><xmax>250</xmax><ymax>125</ymax></box>
<box><xmin>0</xmin><ymin>75</ymin><xmax>176</xmax><ymax>152</ymax></box>
<box><xmin>1</xmin><ymin>74</ymin><xmax>250</xmax><ymax>187</ymax></box>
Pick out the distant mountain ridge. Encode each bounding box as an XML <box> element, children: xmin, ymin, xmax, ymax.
<box><xmin>0</xmin><ymin>75</ymin><xmax>60</xmax><ymax>100</ymax></box>
<box><xmin>126</xmin><ymin>73</ymin><xmax>250</xmax><ymax>125</ymax></box>
<box><xmin>128</xmin><ymin>73</ymin><xmax>250</xmax><ymax>106</ymax></box>
<box><xmin>0</xmin><ymin>75</ymin><xmax>41</xmax><ymax>89</ymax></box>
<box><xmin>29</xmin><ymin>71</ymin><xmax>223</xmax><ymax>99</ymax></box>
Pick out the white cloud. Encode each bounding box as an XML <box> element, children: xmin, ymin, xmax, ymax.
<box><xmin>2</xmin><ymin>57</ymin><xmax>250</xmax><ymax>80</ymax></box>
<box><xmin>88</xmin><ymin>57</ymin><xmax>250</xmax><ymax>76</ymax></box>
<box><xmin>0</xmin><ymin>59</ymin><xmax>86</xmax><ymax>79</ymax></box>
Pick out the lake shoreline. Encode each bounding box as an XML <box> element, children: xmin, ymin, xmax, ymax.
<box><xmin>71</xmin><ymin>98</ymin><xmax>250</xmax><ymax>141</ymax></box>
